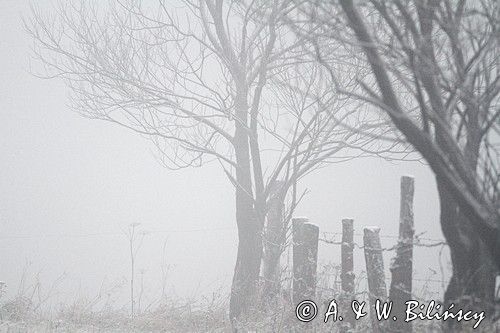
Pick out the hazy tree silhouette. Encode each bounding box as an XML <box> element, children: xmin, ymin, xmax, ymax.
<box><xmin>26</xmin><ymin>0</ymin><xmax>410</xmax><ymax>325</ymax></box>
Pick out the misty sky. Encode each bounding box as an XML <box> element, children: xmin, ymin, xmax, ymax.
<box><xmin>0</xmin><ymin>0</ymin><xmax>448</xmax><ymax>308</ymax></box>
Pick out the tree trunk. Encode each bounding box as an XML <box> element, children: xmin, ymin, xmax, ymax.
<box><xmin>437</xmin><ymin>178</ymin><xmax>497</xmax><ymax>331</ymax></box>
<box><xmin>229</xmin><ymin>198</ymin><xmax>263</xmax><ymax>322</ymax></box>
<box><xmin>229</xmin><ymin>165</ymin><xmax>263</xmax><ymax>326</ymax></box>
<box><xmin>229</xmin><ymin>91</ymin><xmax>264</xmax><ymax>325</ymax></box>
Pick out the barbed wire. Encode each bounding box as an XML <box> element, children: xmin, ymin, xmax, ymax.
<box><xmin>317</xmin><ymin>275</ymin><xmax>448</xmax><ymax>284</ymax></box>
<box><xmin>0</xmin><ymin>227</ymin><xmax>237</xmax><ymax>241</ymax></box>
<box><xmin>321</xmin><ymin>230</ymin><xmax>446</xmax><ymax>243</ymax></box>
<box><xmin>1</xmin><ymin>227</ymin><xmax>448</xmax><ymax>247</ymax></box>
<box><xmin>319</xmin><ymin>231</ymin><xmax>447</xmax><ymax>251</ymax></box>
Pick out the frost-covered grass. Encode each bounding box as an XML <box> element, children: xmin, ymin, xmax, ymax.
<box><xmin>0</xmin><ymin>293</ymin><xmax>231</xmax><ymax>332</ymax></box>
<box><xmin>1</xmin><ymin>299</ymin><xmax>499</xmax><ymax>332</ymax></box>
<box><xmin>1</xmin><ymin>264</ymin><xmax>497</xmax><ymax>332</ymax></box>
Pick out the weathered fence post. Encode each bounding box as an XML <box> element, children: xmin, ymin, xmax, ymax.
<box><xmin>292</xmin><ymin>217</ymin><xmax>319</xmax><ymax>305</ymax></box>
<box><xmin>363</xmin><ymin>227</ymin><xmax>387</xmax><ymax>333</ymax></box>
<box><xmin>340</xmin><ymin>218</ymin><xmax>355</xmax><ymax>331</ymax></box>
<box><xmin>262</xmin><ymin>181</ymin><xmax>286</xmax><ymax>303</ymax></box>
<box><xmin>389</xmin><ymin>176</ymin><xmax>415</xmax><ymax>332</ymax></box>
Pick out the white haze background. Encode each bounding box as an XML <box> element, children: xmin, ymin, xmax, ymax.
<box><xmin>0</xmin><ymin>0</ymin><xmax>448</xmax><ymax>308</ymax></box>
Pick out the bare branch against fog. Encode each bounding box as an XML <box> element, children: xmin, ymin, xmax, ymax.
<box><xmin>292</xmin><ymin>0</ymin><xmax>499</xmax><ymax>319</ymax></box>
<box><xmin>26</xmin><ymin>0</ymin><xmax>415</xmax><ymax>323</ymax></box>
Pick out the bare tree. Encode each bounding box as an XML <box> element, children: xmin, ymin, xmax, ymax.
<box><xmin>26</xmin><ymin>0</ymin><xmax>409</xmax><ymax>323</ymax></box>
<box><xmin>298</xmin><ymin>0</ymin><xmax>500</xmax><ymax>321</ymax></box>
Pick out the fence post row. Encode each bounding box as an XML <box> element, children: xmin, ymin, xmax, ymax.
<box><xmin>290</xmin><ymin>176</ymin><xmax>417</xmax><ymax>332</ymax></box>
<box><xmin>292</xmin><ymin>217</ymin><xmax>319</xmax><ymax>306</ymax></box>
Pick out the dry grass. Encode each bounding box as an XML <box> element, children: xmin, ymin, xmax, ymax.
<box><xmin>0</xmin><ymin>264</ymin><xmax>497</xmax><ymax>332</ymax></box>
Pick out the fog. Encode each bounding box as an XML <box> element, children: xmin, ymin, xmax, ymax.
<box><xmin>1</xmin><ymin>0</ymin><xmax>448</xmax><ymax>315</ymax></box>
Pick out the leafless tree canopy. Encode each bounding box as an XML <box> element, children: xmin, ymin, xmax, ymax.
<box><xmin>289</xmin><ymin>0</ymin><xmax>499</xmax><ymax>319</ymax></box>
<box><xmin>26</xmin><ymin>0</ymin><xmax>410</xmax><ymax>182</ymax></box>
<box><xmin>26</xmin><ymin>0</ymin><xmax>416</xmax><ymax>321</ymax></box>
<box><xmin>295</xmin><ymin>0</ymin><xmax>499</xmax><ymax>231</ymax></box>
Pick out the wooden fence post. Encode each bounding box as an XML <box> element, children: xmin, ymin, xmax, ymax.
<box><xmin>363</xmin><ymin>227</ymin><xmax>387</xmax><ymax>333</ymax></box>
<box><xmin>262</xmin><ymin>180</ymin><xmax>286</xmax><ymax>303</ymax></box>
<box><xmin>292</xmin><ymin>217</ymin><xmax>319</xmax><ymax>305</ymax></box>
<box><xmin>340</xmin><ymin>218</ymin><xmax>355</xmax><ymax>331</ymax></box>
<box><xmin>389</xmin><ymin>176</ymin><xmax>415</xmax><ymax>332</ymax></box>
